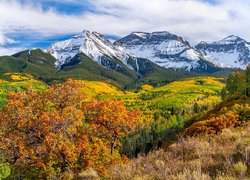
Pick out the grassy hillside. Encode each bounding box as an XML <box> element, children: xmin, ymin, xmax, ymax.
<box><xmin>67</xmin><ymin>77</ymin><xmax>224</xmax><ymax>113</ymax></box>
<box><xmin>95</xmin><ymin>77</ymin><xmax>224</xmax><ymax>114</ymax></box>
<box><xmin>108</xmin><ymin>126</ymin><xmax>250</xmax><ymax>179</ymax></box>
<box><xmin>0</xmin><ymin>55</ymin><xmax>56</xmax><ymax>81</ymax></box>
<box><xmin>0</xmin><ymin>73</ymin><xmax>47</xmax><ymax>108</ymax></box>
<box><xmin>139</xmin><ymin>77</ymin><xmax>223</xmax><ymax>110</ymax></box>
<box><xmin>13</xmin><ymin>49</ymin><xmax>56</xmax><ymax>67</ymax></box>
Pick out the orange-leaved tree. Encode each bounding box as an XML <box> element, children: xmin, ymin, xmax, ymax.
<box><xmin>0</xmin><ymin>79</ymin><xmax>142</xmax><ymax>178</ymax></box>
<box><xmin>0</xmin><ymin>79</ymin><xmax>87</xmax><ymax>178</ymax></box>
<box><xmin>83</xmin><ymin>99</ymin><xmax>142</xmax><ymax>155</ymax></box>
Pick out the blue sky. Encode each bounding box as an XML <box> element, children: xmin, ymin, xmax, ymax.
<box><xmin>19</xmin><ymin>0</ymin><xmax>94</xmax><ymax>15</ymax></box>
<box><xmin>0</xmin><ymin>0</ymin><xmax>250</xmax><ymax>55</ymax></box>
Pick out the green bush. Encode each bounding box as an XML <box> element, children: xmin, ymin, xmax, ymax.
<box><xmin>0</xmin><ymin>161</ymin><xmax>11</xmax><ymax>179</ymax></box>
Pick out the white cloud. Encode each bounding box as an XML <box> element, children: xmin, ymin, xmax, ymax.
<box><xmin>0</xmin><ymin>0</ymin><xmax>250</xmax><ymax>55</ymax></box>
<box><xmin>0</xmin><ymin>30</ymin><xmax>18</xmax><ymax>55</ymax></box>
<box><xmin>0</xmin><ymin>46</ymin><xmax>24</xmax><ymax>56</ymax></box>
<box><xmin>0</xmin><ymin>33</ymin><xmax>16</xmax><ymax>46</ymax></box>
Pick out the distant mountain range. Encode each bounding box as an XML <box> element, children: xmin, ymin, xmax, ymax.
<box><xmin>46</xmin><ymin>30</ymin><xmax>250</xmax><ymax>71</ymax></box>
<box><xmin>0</xmin><ymin>30</ymin><xmax>248</xmax><ymax>88</ymax></box>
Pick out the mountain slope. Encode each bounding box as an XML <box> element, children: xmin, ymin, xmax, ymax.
<box><xmin>0</xmin><ymin>73</ymin><xmax>47</xmax><ymax>108</ymax></box>
<box><xmin>47</xmin><ymin>30</ymin><xmax>132</xmax><ymax>70</ymax></box>
<box><xmin>0</xmin><ymin>55</ymin><xmax>55</xmax><ymax>78</ymax></box>
<box><xmin>114</xmin><ymin>31</ymin><xmax>219</xmax><ymax>72</ymax></box>
<box><xmin>11</xmin><ymin>48</ymin><xmax>197</xmax><ymax>88</ymax></box>
<box><xmin>12</xmin><ymin>49</ymin><xmax>138</xmax><ymax>86</ymax></box>
<box><xmin>13</xmin><ymin>48</ymin><xmax>56</xmax><ymax>67</ymax></box>
<box><xmin>195</xmin><ymin>35</ymin><xmax>250</xmax><ymax>69</ymax></box>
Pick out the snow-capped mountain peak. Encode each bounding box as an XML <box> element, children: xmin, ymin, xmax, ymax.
<box><xmin>213</xmin><ymin>35</ymin><xmax>246</xmax><ymax>45</ymax></box>
<box><xmin>46</xmin><ymin>30</ymin><xmax>249</xmax><ymax>73</ymax></box>
<box><xmin>195</xmin><ymin>35</ymin><xmax>250</xmax><ymax>69</ymax></box>
<box><xmin>223</xmin><ymin>35</ymin><xmax>242</xmax><ymax>41</ymax></box>
<box><xmin>47</xmin><ymin>30</ymin><xmax>129</xmax><ymax>69</ymax></box>
<box><xmin>114</xmin><ymin>31</ymin><xmax>206</xmax><ymax>71</ymax></box>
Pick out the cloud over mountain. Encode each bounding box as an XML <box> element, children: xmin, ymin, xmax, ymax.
<box><xmin>0</xmin><ymin>0</ymin><xmax>250</xmax><ymax>55</ymax></box>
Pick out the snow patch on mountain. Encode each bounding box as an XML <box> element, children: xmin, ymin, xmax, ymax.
<box><xmin>132</xmin><ymin>32</ymin><xmax>147</xmax><ymax>39</ymax></box>
<box><xmin>202</xmin><ymin>51</ymin><xmax>239</xmax><ymax>68</ymax></box>
<box><xmin>180</xmin><ymin>49</ymin><xmax>200</xmax><ymax>60</ymax></box>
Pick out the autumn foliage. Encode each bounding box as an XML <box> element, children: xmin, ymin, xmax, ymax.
<box><xmin>83</xmin><ymin>100</ymin><xmax>141</xmax><ymax>155</ymax></box>
<box><xmin>184</xmin><ymin>112</ymin><xmax>238</xmax><ymax>136</ymax></box>
<box><xmin>0</xmin><ymin>79</ymin><xmax>141</xmax><ymax>178</ymax></box>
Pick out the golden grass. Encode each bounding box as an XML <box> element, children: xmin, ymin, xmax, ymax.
<box><xmin>108</xmin><ymin>127</ymin><xmax>250</xmax><ymax>179</ymax></box>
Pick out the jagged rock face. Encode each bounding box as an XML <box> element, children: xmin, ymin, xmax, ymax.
<box><xmin>47</xmin><ymin>30</ymin><xmax>130</xmax><ymax>70</ymax></box>
<box><xmin>114</xmin><ymin>31</ymin><xmax>206</xmax><ymax>71</ymax></box>
<box><xmin>195</xmin><ymin>35</ymin><xmax>250</xmax><ymax>69</ymax></box>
